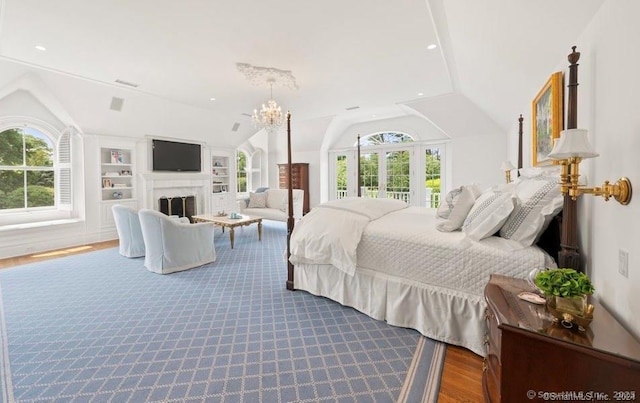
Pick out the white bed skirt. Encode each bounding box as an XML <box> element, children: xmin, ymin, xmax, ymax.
<box><xmin>294</xmin><ymin>263</ymin><xmax>487</xmax><ymax>357</ymax></box>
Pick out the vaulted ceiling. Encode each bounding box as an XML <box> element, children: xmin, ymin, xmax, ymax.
<box><xmin>0</xmin><ymin>0</ymin><xmax>604</xmax><ymax>145</ymax></box>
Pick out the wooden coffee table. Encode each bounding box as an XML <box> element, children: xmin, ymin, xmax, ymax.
<box><xmin>191</xmin><ymin>214</ymin><xmax>262</xmax><ymax>249</ymax></box>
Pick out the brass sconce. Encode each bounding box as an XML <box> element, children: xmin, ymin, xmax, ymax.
<box><xmin>500</xmin><ymin>161</ymin><xmax>516</xmax><ymax>184</ymax></box>
<box><xmin>548</xmin><ymin>129</ymin><xmax>632</xmax><ymax>205</ymax></box>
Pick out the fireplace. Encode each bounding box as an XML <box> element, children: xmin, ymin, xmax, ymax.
<box><xmin>158</xmin><ymin>195</ymin><xmax>196</xmax><ymax>220</ymax></box>
<box><xmin>140</xmin><ymin>172</ymin><xmax>211</xmax><ymax>217</ymax></box>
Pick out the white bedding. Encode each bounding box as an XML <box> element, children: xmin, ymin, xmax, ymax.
<box><xmin>291</xmin><ymin>202</ymin><xmax>557</xmax><ymax>356</ymax></box>
<box><xmin>289</xmin><ymin>197</ymin><xmax>408</xmax><ymax>275</ymax></box>
<box><xmin>357</xmin><ymin>207</ymin><xmax>555</xmax><ymax>296</ymax></box>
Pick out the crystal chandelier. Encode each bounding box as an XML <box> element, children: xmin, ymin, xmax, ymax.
<box><xmin>252</xmin><ymin>79</ymin><xmax>283</xmax><ymax>134</ymax></box>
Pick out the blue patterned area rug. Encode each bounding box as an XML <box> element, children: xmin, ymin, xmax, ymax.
<box><xmin>0</xmin><ymin>221</ymin><xmax>444</xmax><ymax>402</ymax></box>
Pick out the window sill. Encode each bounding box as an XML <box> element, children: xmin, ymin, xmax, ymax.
<box><xmin>0</xmin><ymin>218</ymin><xmax>83</xmax><ymax>232</ymax></box>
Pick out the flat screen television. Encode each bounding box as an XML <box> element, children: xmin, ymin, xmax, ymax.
<box><xmin>152</xmin><ymin>139</ymin><xmax>202</xmax><ymax>172</ymax></box>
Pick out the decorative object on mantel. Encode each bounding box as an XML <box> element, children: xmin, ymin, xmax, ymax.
<box><xmin>236</xmin><ymin>62</ymin><xmax>297</xmax><ymax>134</ymax></box>
<box><xmin>532</xmin><ymin>267</ymin><xmax>595</xmax><ymax>330</ymax></box>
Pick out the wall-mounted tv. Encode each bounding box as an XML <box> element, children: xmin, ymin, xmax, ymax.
<box><xmin>152</xmin><ymin>139</ymin><xmax>202</xmax><ymax>172</ymax></box>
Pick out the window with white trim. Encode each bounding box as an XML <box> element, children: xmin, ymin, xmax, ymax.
<box><xmin>0</xmin><ymin>124</ymin><xmax>73</xmax><ymax>216</ymax></box>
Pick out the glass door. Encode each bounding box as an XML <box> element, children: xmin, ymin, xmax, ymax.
<box><xmin>385</xmin><ymin>149</ymin><xmax>411</xmax><ymax>203</ymax></box>
<box><xmin>360</xmin><ymin>151</ymin><xmax>382</xmax><ymax>198</ymax></box>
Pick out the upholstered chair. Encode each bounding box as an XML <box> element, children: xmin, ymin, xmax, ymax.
<box><xmin>138</xmin><ymin>209</ymin><xmax>216</xmax><ymax>274</ymax></box>
<box><xmin>111</xmin><ymin>204</ymin><xmax>145</xmax><ymax>258</ymax></box>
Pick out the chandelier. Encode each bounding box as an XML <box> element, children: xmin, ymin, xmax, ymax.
<box><xmin>252</xmin><ymin>79</ymin><xmax>283</xmax><ymax>134</ymax></box>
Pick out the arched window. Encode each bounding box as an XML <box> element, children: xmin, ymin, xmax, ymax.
<box><xmin>357</xmin><ymin>132</ymin><xmax>415</xmax><ymax>146</ymax></box>
<box><xmin>0</xmin><ymin>121</ymin><xmax>74</xmax><ymax>226</ymax></box>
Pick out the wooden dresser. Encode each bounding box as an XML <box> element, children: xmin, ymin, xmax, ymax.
<box><xmin>484</xmin><ymin>274</ymin><xmax>640</xmax><ymax>403</ymax></box>
<box><xmin>278</xmin><ymin>163</ymin><xmax>309</xmax><ymax>214</ymax></box>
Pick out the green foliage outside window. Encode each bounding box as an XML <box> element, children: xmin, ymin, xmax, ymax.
<box><xmin>236</xmin><ymin>150</ymin><xmax>247</xmax><ymax>193</ymax></box>
<box><xmin>0</xmin><ymin>128</ymin><xmax>55</xmax><ymax>210</ymax></box>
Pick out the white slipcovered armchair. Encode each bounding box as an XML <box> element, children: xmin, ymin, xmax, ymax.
<box><xmin>112</xmin><ymin>204</ymin><xmax>145</xmax><ymax>258</ymax></box>
<box><xmin>138</xmin><ymin>209</ymin><xmax>216</xmax><ymax>274</ymax></box>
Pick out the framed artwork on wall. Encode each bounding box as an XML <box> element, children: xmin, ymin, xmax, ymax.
<box><xmin>532</xmin><ymin>71</ymin><xmax>563</xmax><ymax>166</ymax></box>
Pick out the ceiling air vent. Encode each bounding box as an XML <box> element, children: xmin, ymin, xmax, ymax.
<box><xmin>231</xmin><ymin>123</ymin><xmax>240</xmax><ymax>132</ymax></box>
<box><xmin>115</xmin><ymin>79</ymin><xmax>139</xmax><ymax>88</ymax></box>
<box><xmin>345</xmin><ymin>106</ymin><xmax>360</xmax><ymax>111</ymax></box>
<box><xmin>241</xmin><ymin>113</ymin><xmax>252</xmax><ymax>118</ymax></box>
<box><xmin>110</xmin><ymin>97</ymin><xmax>124</xmax><ymax>111</ymax></box>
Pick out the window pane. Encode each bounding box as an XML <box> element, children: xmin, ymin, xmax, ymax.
<box><xmin>25</xmin><ymin>128</ymin><xmax>54</xmax><ymax>167</ymax></box>
<box><xmin>336</xmin><ymin>155</ymin><xmax>347</xmax><ymax>199</ymax></box>
<box><xmin>0</xmin><ymin>170</ymin><xmax>25</xmax><ymax>209</ymax></box>
<box><xmin>236</xmin><ymin>151</ymin><xmax>247</xmax><ymax>193</ymax></box>
<box><xmin>360</xmin><ymin>152</ymin><xmax>379</xmax><ymax>198</ymax></box>
<box><xmin>386</xmin><ymin>150</ymin><xmax>410</xmax><ymax>203</ymax></box>
<box><xmin>27</xmin><ymin>170</ymin><xmax>55</xmax><ymax>207</ymax></box>
<box><xmin>0</xmin><ymin>129</ymin><xmax>25</xmax><ymax>166</ymax></box>
<box><xmin>425</xmin><ymin>148</ymin><xmax>441</xmax><ymax>208</ymax></box>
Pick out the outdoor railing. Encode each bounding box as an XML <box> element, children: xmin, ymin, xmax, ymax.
<box><xmin>335</xmin><ymin>188</ymin><xmax>440</xmax><ymax>208</ymax></box>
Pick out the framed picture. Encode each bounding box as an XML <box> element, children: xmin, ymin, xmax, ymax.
<box><xmin>532</xmin><ymin>71</ymin><xmax>563</xmax><ymax>166</ymax></box>
<box><xmin>102</xmin><ymin>178</ymin><xmax>113</xmax><ymax>188</ymax></box>
<box><xmin>110</xmin><ymin>150</ymin><xmax>123</xmax><ymax>164</ymax></box>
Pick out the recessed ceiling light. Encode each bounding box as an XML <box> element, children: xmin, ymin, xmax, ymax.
<box><xmin>210</xmin><ymin>97</ymin><xmax>216</xmax><ymax>101</ymax></box>
<box><xmin>418</xmin><ymin>92</ymin><xmax>424</xmax><ymax>96</ymax></box>
<box><xmin>371</xmin><ymin>114</ymin><xmax>377</xmax><ymax>118</ymax></box>
<box><xmin>427</xmin><ymin>44</ymin><xmax>437</xmax><ymax>50</ymax></box>
<box><xmin>35</xmin><ymin>45</ymin><xmax>47</xmax><ymax>51</ymax></box>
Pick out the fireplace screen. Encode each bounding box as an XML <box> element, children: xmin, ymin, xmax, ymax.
<box><xmin>158</xmin><ymin>196</ymin><xmax>196</xmax><ymax>221</ymax></box>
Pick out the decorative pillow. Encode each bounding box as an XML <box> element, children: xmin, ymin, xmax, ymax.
<box><xmin>436</xmin><ymin>184</ymin><xmax>482</xmax><ymax>232</ymax></box>
<box><xmin>462</xmin><ymin>190</ymin><xmax>517</xmax><ymax>241</ymax></box>
<box><xmin>499</xmin><ymin>177</ymin><xmax>563</xmax><ymax>246</ymax></box>
<box><xmin>247</xmin><ymin>192</ymin><xmax>267</xmax><ymax>208</ymax></box>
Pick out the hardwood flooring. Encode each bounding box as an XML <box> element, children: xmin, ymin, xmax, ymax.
<box><xmin>0</xmin><ymin>241</ymin><xmax>485</xmax><ymax>402</ymax></box>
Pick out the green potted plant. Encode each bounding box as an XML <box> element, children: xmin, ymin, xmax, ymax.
<box><xmin>533</xmin><ymin>268</ymin><xmax>594</xmax><ymax>316</ymax></box>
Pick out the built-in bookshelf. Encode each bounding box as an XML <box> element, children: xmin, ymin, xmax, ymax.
<box><xmin>211</xmin><ymin>155</ymin><xmax>230</xmax><ymax>194</ymax></box>
<box><xmin>100</xmin><ymin>148</ymin><xmax>135</xmax><ymax>201</ymax></box>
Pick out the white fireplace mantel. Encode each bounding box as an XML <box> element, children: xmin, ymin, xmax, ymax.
<box><xmin>139</xmin><ymin>172</ymin><xmax>212</xmax><ymax>214</ymax></box>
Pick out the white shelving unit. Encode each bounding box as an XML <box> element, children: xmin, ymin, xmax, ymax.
<box><xmin>210</xmin><ymin>152</ymin><xmax>237</xmax><ymax>214</ymax></box>
<box><xmin>100</xmin><ymin>148</ymin><xmax>135</xmax><ymax>201</ymax></box>
<box><xmin>211</xmin><ymin>155</ymin><xmax>230</xmax><ymax>194</ymax></box>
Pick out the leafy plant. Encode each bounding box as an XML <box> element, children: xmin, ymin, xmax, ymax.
<box><xmin>534</xmin><ymin>268</ymin><xmax>595</xmax><ymax>297</ymax></box>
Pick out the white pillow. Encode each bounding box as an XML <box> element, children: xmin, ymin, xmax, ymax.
<box><xmin>499</xmin><ymin>177</ymin><xmax>563</xmax><ymax>246</ymax></box>
<box><xmin>436</xmin><ymin>184</ymin><xmax>482</xmax><ymax>232</ymax></box>
<box><xmin>462</xmin><ymin>191</ymin><xmax>517</xmax><ymax>241</ymax></box>
<box><xmin>247</xmin><ymin>192</ymin><xmax>267</xmax><ymax>208</ymax></box>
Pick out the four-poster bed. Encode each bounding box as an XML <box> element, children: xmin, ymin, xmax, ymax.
<box><xmin>283</xmin><ymin>47</ymin><xmax>580</xmax><ymax>356</ymax></box>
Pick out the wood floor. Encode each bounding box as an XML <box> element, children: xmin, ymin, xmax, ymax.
<box><xmin>0</xmin><ymin>242</ymin><xmax>485</xmax><ymax>402</ymax></box>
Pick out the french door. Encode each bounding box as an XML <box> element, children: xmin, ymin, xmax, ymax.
<box><xmin>331</xmin><ymin>142</ymin><xmax>444</xmax><ymax>207</ymax></box>
<box><xmin>359</xmin><ymin>147</ymin><xmax>413</xmax><ymax>204</ymax></box>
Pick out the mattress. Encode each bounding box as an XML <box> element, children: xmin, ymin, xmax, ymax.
<box><xmin>356</xmin><ymin>207</ymin><xmax>556</xmax><ymax>296</ymax></box>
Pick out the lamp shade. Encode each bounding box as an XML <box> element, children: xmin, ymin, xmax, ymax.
<box><xmin>548</xmin><ymin>129</ymin><xmax>599</xmax><ymax>160</ymax></box>
<box><xmin>500</xmin><ymin>161</ymin><xmax>516</xmax><ymax>171</ymax></box>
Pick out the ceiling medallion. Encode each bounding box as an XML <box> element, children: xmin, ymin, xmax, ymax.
<box><xmin>236</xmin><ymin>63</ymin><xmax>298</xmax><ymax>90</ymax></box>
<box><xmin>236</xmin><ymin>63</ymin><xmax>298</xmax><ymax>134</ymax></box>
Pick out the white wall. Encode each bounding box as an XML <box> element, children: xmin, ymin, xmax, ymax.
<box><xmin>575</xmin><ymin>0</ymin><xmax>640</xmax><ymax>338</ymax></box>
<box><xmin>508</xmin><ymin>0</ymin><xmax>640</xmax><ymax>338</ymax></box>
